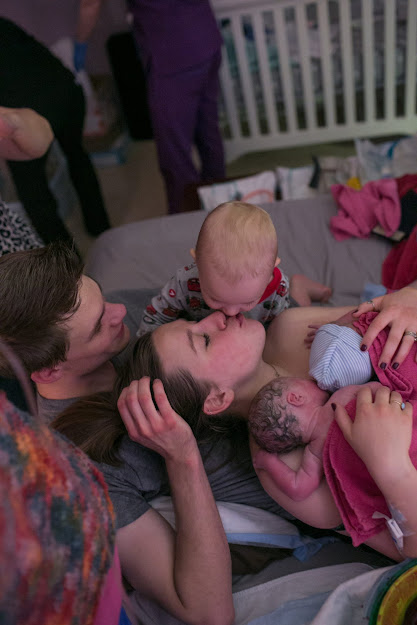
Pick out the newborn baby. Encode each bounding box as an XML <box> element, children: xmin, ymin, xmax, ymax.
<box><xmin>248</xmin><ymin>376</ymin><xmax>379</xmax><ymax>501</ymax></box>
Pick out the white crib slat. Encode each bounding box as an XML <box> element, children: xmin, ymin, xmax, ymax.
<box><xmin>362</xmin><ymin>0</ymin><xmax>375</xmax><ymax>123</ymax></box>
<box><xmin>230</xmin><ymin>13</ymin><xmax>260</xmax><ymax>137</ymax></box>
<box><xmin>295</xmin><ymin>2</ymin><xmax>317</xmax><ymax>130</ymax></box>
<box><xmin>384</xmin><ymin>0</ymin><xmax>395</xmax><ymax>121</ymax></box>
<box><xmin>214</xmin><ymin>0</ymin><xmax>417</xmax><ymax>161</ymax></box>
<box><xmin>405</xmin><ymin>0</ymin><xmax>417</xmax><ymax>118</ymax></box>
<box><xmin>252</xmin><ymin>11</ymin><xmax>279</xmax><ymax>135</ymax></box>
<box><xmin>339</xmin><ymin>0</ymin><xmax>355</xmax><ymax>125</ymax></box>
<box><xmin>272</xmin><ymin>5</ymin><xmax>297</xmax><ymax>132</ymax></box>
<box><xmin>317</xmin><ymin>0</ymin><xmax>335</xmax><ymax>128</ymax></box>
<box><xmin>218</xmin><ymin>44</ymin><xmax>242</xmax><ymax>140</ymax></box>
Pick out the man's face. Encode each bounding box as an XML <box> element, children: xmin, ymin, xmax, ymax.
<box><xmin>63</xmin><ymin>276</ymin><xmax>130</xmax><ymax>374</ymax></box>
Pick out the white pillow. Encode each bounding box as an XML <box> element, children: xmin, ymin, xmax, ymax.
<box><xmin>197</xmin><ymin>170</ymin><xmax>277</xmax><ymax>212</ymax></box>
<box><xmin>276</xmin><ymin>165</ymin><xmax>317</xmax><ymax>200</ymax></box>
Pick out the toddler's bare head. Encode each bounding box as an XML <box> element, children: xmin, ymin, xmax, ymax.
<box><xmin>194</xmin><ymin>202</ymin><xmax>278</xmax><ymax>316</ymax></box>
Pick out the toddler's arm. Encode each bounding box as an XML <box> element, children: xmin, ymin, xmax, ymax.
<box><xmin>253</xmin><ymin>438</ymin><xmax>324</xmax><ymax>502</ymax></box>
<box><xmin>259</xmin><ymin>270</ymin><xmax>290</xmax><ymax>323</ymax></box>
<box><xmin>138</xmin><ymin>272</ymin><xmax>188</xmax><ymax>336</ymax></box>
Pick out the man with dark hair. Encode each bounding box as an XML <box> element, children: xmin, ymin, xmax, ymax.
<box><xmin>0</xmin><ymin>242</ymin><xmax>134</xmax><ymax>422</ymax></box>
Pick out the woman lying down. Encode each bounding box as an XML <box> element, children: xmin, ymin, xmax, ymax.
<box><xmin>54</xmin><ymin>286</ymin><xmax>417</xmax><ymax>562</ymax></box>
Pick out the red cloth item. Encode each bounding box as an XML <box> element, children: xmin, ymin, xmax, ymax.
<box><xmin>323</xmin><ymin>312</ymin><xmax>417</xmax><ymax>546</ymax></box>
<box><xmin>258</xmin><ymin>266</ymin><xmax>283</xmax><ymax>303</ymax></box>
<box><xmin>380</xmin><ymin>175</ymin><xmax>417</xmax><ymax>289</ymax></box>
<box><xmin>382</xmin><ymin>223</ymin><xmax>417</xmax><ymax>290</ymax></box>
<box><xmin>396</xmin><ymin>173</ymin><xmax>417</xmax><ymax>198</ymax></box>
<box><xmin>93</xmin><ymin>549</ymin><xmax>122</xmax><ymax>625</ymax></box>
<box><xmin>330</xmin><ymin>179</ymin><xmax>401</xmax><ymax>241</ymax></box>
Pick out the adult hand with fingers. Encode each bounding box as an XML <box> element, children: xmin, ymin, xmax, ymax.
<box><xmin>353</xmin><ymin>286</ymin><xmax>417</xmax><ymax>367</ymax></box>
<box><xmin>117</xmin><ymin>377</ymin><xmax>197</xmax><ymax>462</ymax></box>
<box><xmin>333</xmin><ymin>385</ymin><xmax>413</xmax><ymax>483</ymax></box>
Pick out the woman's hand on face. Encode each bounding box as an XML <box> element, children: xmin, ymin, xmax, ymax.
<box><xmin>333</xmin><ymin>385</ymin><xmax>413</xmax><ymax>484</ymax></box>
<box><xmin>117</xmin><ymin>377</ymin><xmax>197</xmax><ymax>462</ymax></box>
<box><xmin>353</xmin><ymin>287</ymin><xmax>417</xmax><ymax>367</ymax></box>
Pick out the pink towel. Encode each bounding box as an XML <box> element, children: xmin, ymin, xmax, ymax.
<box><xmin>330</xmin><ymin>179</ymin><xmax>401</xmax><ymax>241</ymax></box>
<box><xmin>323</xmin><ymin>312</ymin><xmax>417</xmax><ymax>546</ymax></box>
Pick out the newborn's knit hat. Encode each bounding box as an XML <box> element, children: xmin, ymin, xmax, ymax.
<box><xmin>309</xmin><ymin>323</ymin><xmax>373</xmax><ymax>392</ymax></box>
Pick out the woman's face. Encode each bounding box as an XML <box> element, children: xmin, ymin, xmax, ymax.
<box><xmin>153</xmin><ymin>312</ymin><xmax>266</xmax><ymax>390</ymax></box>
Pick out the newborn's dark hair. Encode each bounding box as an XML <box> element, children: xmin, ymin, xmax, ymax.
<box><xmin>248</xmin><ymin>378</ymin><xmax>303</xmax><ymax>453</ymax></box>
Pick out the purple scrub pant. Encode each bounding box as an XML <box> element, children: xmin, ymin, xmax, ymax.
<box><xmin>147</xmin><ymin>50</ymin><xmax>225</xmax><ymax>213</ymax></box>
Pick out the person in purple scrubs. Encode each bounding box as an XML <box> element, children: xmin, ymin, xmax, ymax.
<box><xmin>76</xmin><ymin>0</ymin><xmax>225</xmax><ymax>214</ymax></box>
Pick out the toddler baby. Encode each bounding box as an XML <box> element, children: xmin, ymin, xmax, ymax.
<box><xmin>139</xmin><ymin>201</ymin><xmax>331</xmax><ymax>335</ymax></box>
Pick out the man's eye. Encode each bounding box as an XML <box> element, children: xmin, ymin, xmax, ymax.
<box><xmin>204</xmin><ymin>333</ymin><xmax>210</xmax><ymax>347</ymax></box>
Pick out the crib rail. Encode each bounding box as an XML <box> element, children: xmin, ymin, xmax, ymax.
<box><xmin>212</xmin><ymin>0</ymin><xmax>417</xmax><ymax>162</ymax></box>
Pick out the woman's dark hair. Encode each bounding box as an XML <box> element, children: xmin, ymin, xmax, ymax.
<box><xmin>52</xmin><ymin>331</ymin><xmax>247</xmax><ymax>466</ymax></box>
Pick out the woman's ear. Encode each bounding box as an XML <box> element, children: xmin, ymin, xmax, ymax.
<box><xmin>204</xmin><ymin>387</ymin><xmax>234</xmax><ymax>415</ymax></box>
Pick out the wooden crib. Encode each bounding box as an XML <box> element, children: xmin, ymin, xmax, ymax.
<box><xmin>212</xmin><ymin>0</ymin><xmax>417</xmax><ymax>162</ymax></box>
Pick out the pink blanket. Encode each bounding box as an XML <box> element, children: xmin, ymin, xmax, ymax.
<box><xmin>330</xmin><ymin>179</ymin><xmax>401</xmax><ymax>241</ymax></box>
<box><xmin>323</xmin><ymin>312</ymin><xmax>417</xmax><ymax>546</ymax></box>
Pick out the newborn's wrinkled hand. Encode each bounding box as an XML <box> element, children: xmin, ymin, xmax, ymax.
<box><xmin>304</xmin><ymin>324</ymin><xmax>320</xmax><ymax>348</ymax></box>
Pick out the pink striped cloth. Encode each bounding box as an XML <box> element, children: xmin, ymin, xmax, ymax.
<box><xmin>323</xmin><ymin>312</ymin><xmax>417</xmax><ymax>546</ymax></box>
